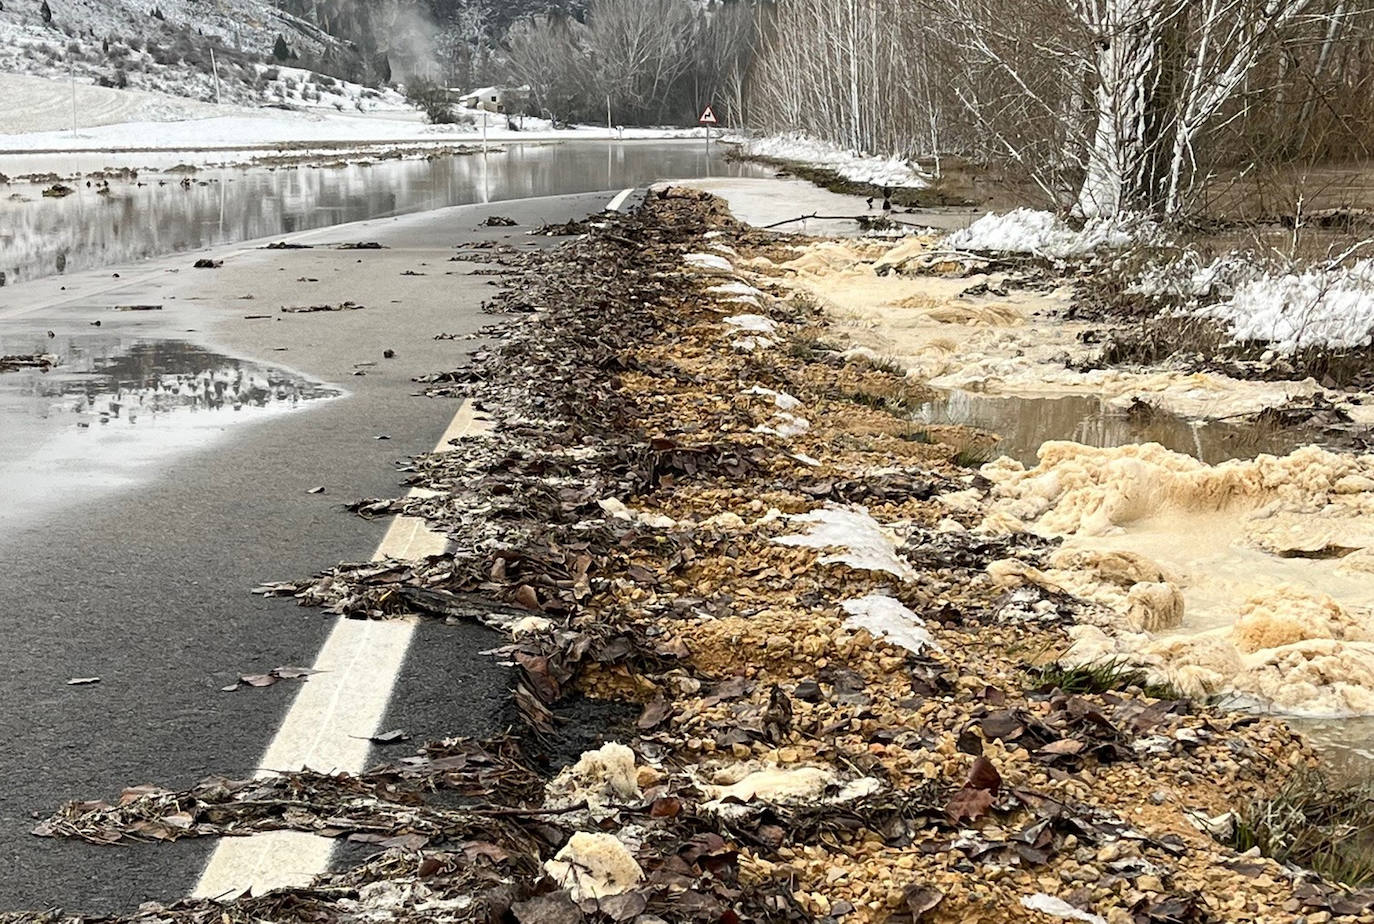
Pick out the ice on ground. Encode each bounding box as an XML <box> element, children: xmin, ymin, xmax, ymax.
<box><xmin>1200</xmin><ymin>259</ymin><xmax>1374</xmax><ymax>352</ymax></box>
<box><xmin>724</xmin><ymin>314</ymin><xmax>778</xmax><ymax>334</ymax></box>
<box><xmin>744</xmin><ymin>386</ymin><xmax>802</xmax><ymax>411</ymax></box>
<box><xmin>685</xmin><ymin>253</ymin><xmax>734</xmax><ymax>272</ymax></box>
<box><xmin>543</xmin><ymin>832</ymin><xmax>643</xmax><ymax>901</ymax></box>
<box><xmin>946</xmin><ymin>208</ymin><xmax>1139</xmax><ymax>259</ymax></box>
<box><xmin>775</xmin><ymin>504</ymin><xmax>916</xmax><ymax>580</ymax></box>
<box><xmin>1020</xmin><ymin>894</ymin><xmax>1106</xmax><ymax>924</ymax></box>
<box><xmin>733</xmin><ymin>133</ymin><xmax>928</xmax><ymax>189</ymax></box>
<box><xmin>841</xmin><ymin>594</ymin><xmax>939</xmax><ymax>653</ymax></box>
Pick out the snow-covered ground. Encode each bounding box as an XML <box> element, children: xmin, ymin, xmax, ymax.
<box><xmin>945</xmin><ymin>208</ymin><xmax>1149</xmax><ymax>259</ymax></box>
<box><xmin>0</xmin><ymin>73</ymin><xmax>700</xmax><ymax>157</ymax></box>
<box><xmin>731</xmin><ymin>133</ymin><xmax>928</xmax><ymax>189</ymax></box>
<box><xmin>1200</xmin><ymin>260</ymin><xmax>1374</xmax><ymax>353</ymax></box>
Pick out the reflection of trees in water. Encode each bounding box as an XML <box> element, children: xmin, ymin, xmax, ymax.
<box><xmin>3</xmin><ymin>337</ymin><xmax>335</xmax><ymax>423</ymax></box>
<box><xmin>1</xmin><ymin>144</ymin><xmax>762</xmax><ymax>284</ymax></box>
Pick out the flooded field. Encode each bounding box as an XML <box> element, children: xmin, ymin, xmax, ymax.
<box><xmin>0</xmin><ymin>140</ymin><xmax>769</xmax><ymax>285</ymax></box>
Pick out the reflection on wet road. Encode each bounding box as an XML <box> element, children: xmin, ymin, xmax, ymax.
<box><xmin>0</xmin><ymin>333</ymin><xmax>338</xmax><ymax>528</ymax></box>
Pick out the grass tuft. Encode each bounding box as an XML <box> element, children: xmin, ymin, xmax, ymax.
<box><xmin>848</xmin><ymin>353</ymin><xmax>907</xmax><ymax>376</ymax></box>
<box><xmin>1229</xmin><ymin>770</ymin><xmax>1374</xmax><ymax>888</ymax></box>
<box><xmin>952</xmin><ymin>443</ymin><xmax>996</xmax><ymax>468</ymax></box>
<box><xmin>788</xmin><ymin>335</ymin><xmax>841</xmax><ymax>362</ymax></box>
<box><xmin>1025</xmin><ymin>659</ymin><xmax>1178</xmax><ymax>699</ymax></box>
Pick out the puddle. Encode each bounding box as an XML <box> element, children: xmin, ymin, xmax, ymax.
<box><xmin>916</xmin><ymin>389</ymin><xmax>1303</xmax><ymax>466</ymax></box>
<box><xmin>0</xmin><ymin>333</ymin><xmax>338</xmax><ymax>528</ymax></box>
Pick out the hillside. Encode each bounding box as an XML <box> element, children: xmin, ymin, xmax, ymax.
<box><xmin>0</xmin><ymin>0</ymin><xmax>413</xmax><ymax>112</ymax></box>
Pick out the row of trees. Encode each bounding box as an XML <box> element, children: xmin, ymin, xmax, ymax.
<box><xmin>498</xmin><ymin>0</ymin><xmax>756</xmax><ymax>126</ymax></box>
<box><xmin>748</xmin><ymin>0</ymin><xmax>1374</xmax><ymax>217</ymax></box>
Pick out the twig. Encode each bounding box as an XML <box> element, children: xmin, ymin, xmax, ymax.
<box><xmin>758</xmin><ymin>213</ymin><xmax>930</xmax><ymax>231</ymax></box>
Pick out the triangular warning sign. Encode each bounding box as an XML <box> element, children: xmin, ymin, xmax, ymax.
<box><xmin>698</xmin><ymin>105</ymin><xmax>719</xmax><ymax>125</ymax></box>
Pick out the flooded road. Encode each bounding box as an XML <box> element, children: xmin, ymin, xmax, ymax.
<box><xmin>0</xmin><ymin>331</ymin><xmax>338</xmax><ymax>529</ymax></box>
<box><xmin>0</xmin><ymin>140</ymin><xmax>768</xmax><ymax>285</ymax></box>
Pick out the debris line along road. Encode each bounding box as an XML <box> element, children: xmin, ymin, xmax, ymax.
<box><xmin>192</xmin><ymin>401</ymin><xmax>491</xmax><ymax>900</ymax></box>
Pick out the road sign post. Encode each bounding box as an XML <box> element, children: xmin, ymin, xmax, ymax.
<box><xmin>699</xmin><ymin>105</ymin><xmax>718</xmax><ymax>151</ymax></box>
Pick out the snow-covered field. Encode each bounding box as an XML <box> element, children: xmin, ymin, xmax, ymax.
<box><xmin>0</xmin><ymin>73</ymin><xmax>700</xmax><ymax>157</ymax></box>
<box><xmin>732</xmin><ymin>133</ymin><xmax>928</xmax><ymax>189</ymax></box>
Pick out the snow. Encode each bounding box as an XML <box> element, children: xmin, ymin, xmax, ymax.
<box><xmin>744</xmin><ymin>386</ymin><xmax>802</xmax><ymax>411</ymax></box>
<box><xmin>735</xmin><ymin>132</ymin><xmax>928</xmax><ymax>189</ymax></box>
<box><xmin>0</xmin><ymin>74</ymin><xmax>700</xmax><ymax>154</ymax></box>
<box><xmin>1199</xmin><ymin>259</ymin><xmax>1374</xmax><ymax>352</ymax></box>
<box><xmin>841</xmin><ymin>594</ymin><xmax>939</xmax><ymax>653</ymax></box>
<box><xmin>775</xmin><ymin>504</ymin><xmax>916</xmax><ymax>580</ymax></box>
<box><xmin>753</xmin><ymin>413</ymin><xmax>811</xmax><ymax>439</ymax></box>
<box><xmin>724</xmin><ymin>314</ymin><xmax>778</xmax><ymax>334</ymax></box>
<box><xmin>945</xmin><ymin>208</ymin><xmax>1140</xmax><ymax>259</ymax></box>
<box><xmin>1020</xmin><ymin>894</ymin><xmax>1107</xmax><ymax>924</ymax></box>
<box><xmin>710</xmin><ymin>282</ymin><xmax>766</xmax><ymax>299</ymax></box>
<box><xmin>685</xmin><ymin>253</ymin><xmax>734</xmax><ymax>272</ymax></box>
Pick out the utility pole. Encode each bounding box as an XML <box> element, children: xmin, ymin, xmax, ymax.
<box><xmin>210</xmin><ymin>47</ymin><xmax>222</xmax><ymax>104</ymax></box>
<box><xmin>606</xmin><ymin>94</ymin><xmax>612</xmax><ymax>141</ymax></box>
<box><xmin>69</xmin><ymin>62</ymin><xmax>77</xmax><ymax>136</ymax></box>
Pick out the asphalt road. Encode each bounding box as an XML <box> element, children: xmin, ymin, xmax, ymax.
<box><xmin>0</xmin><ymin>189</ymin><xmax>625</xmax><ymax>913</ymax></box>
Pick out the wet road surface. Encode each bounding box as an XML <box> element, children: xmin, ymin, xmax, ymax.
<box><xmin>0</xmin><ymin>190</ymin><xmax>620</xmax><ymax>912</ymax></box>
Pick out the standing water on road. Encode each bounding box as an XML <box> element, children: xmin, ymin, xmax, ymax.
<box><xmin>0</xmin><ymin>332</ymin><xmax>338</xmax><ymax>529</ymax></box>
<box><xmin>0</xmin><ymin>140</ymin><xmax>769</xmax><ymax>285</ymax></box>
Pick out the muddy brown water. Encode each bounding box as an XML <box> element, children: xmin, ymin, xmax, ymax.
<box><xmin>915</xmin><ymin>388</ymin><xmax>1303</xmax><ymax>467</ymax></box>
<box><xmin>0</xmin><ymin>140</ymin><xmax>770</xmax><ymax>286</ymax></box>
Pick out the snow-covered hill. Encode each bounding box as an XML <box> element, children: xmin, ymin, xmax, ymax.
<box><xmin>0</xmin><ymin>0</ymin><xmax>407</xmax><ymax>112</ymax></box>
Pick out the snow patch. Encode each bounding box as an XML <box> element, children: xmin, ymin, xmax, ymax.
<box><xmin>745</xmin><ymin>386</ymin><xmax>802</xmax><ymax>411</ymax></box>
<box><xmin>724</xmin><ymin>314</ymin><xmax>779</xmax><ymax>334</ymax></box>
<box><xmin>685</xmin><ymin>253</ymin><xmax>734</xmax><ymax>272</ymax></box>
<box><xmin>736</xmin><ymin>133</ymin><xmax>928</xmax><ymax>189</ymax></box>
<box><xmin>775</xmin><ymin>504</ymin><xmax>915</xmax><ymax>580</ymax></box>
<box><xmin>1200</xmin><ymin>259</ymin><xmax>1374</xmax><ymax>352</ymax></box>
<box><xmin>841</xmin><ymin>594</ymin><xmax>939</xmax><ymax>653</ymax></box>
<box><xmin>946</xmin><ymin>208</ymin><xmax>1138</xmax><ymax>259</ymax></box>
<box><xmin>710</xmin><ymin>282</ymin><xmax>766</xmax><ymax>299</ymax></box>
<box><xmin>753</xmin><ymin>413</ymin><xmax>811</xmax><ymax>439</ymax></box>
<box><xmin>1020</xmin><ymin>894</ymin><xmax>1106</xmax><ymax>924</ymax></box>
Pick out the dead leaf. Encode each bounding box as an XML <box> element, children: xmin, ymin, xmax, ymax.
<box><xmin>514</xmin><ymin>584</ymin><xmax>541</xmax><ymax>610</ymax></box>
<box><xmin>967</xmin><ymin>755</ymin><xmax>1002</xmax><ymax>795</ymax></box>
<box><xmin>649</xmin><ymin>796</ymin><xmax>682</xmax><ymax>818</ymax></box>
<box><xmin>904</xmin><ymin>885</ymin><xmax>945</xmax><ymax>918</ymax></box>
<box><xmin>946</xmin><ymin>786</ymin><xmax>995</xmax><ymax>824</ymax></box>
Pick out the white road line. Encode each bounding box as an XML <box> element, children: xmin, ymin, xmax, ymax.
<box><xmin>192</xmin><ymin>400</ymin><xmax>490</xmax><ymax>900</ymax></box>
<box><xmin>606</xmin><ymin>187</ymin><xmax>635</xmax><ymax>212</ymax></box>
